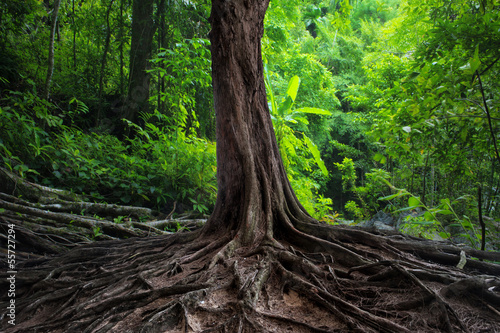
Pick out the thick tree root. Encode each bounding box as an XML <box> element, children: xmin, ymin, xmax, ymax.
<box><xmin>1</xmin><ymin>220</ymin><xmax>499</xmax><ymax>332</ymax></box>
<box><xmin>0</xmin><ymin>190</ymin><xmax>207</xmax><ymax>263</ymax></box>
<box><xmin>1</xmin><ymin>183</ymin><xmax>499</xmax><ymax>332</ymax></box>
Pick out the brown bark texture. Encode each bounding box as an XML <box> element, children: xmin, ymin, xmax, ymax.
<box><xmin>123</xmin><ymin>0</ymin><xmax>156</xmax><ymax>124</ymax></box>
<box><xmin>44</xmin><ymin>0</ymin><xmax>62</xmax><ymax>100</ymax></box>
<box><xmin>203</xmin><ymin>0</ymin><xmax>314</xmax><ymax>247</ymax></box>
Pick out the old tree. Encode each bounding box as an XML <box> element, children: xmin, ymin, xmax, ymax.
<box><xmin>2</xmin><ymin>0</ymin><xmax>500</xmax><ymax>332</ymax></box>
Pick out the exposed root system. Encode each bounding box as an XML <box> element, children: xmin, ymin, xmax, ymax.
<box><xmin>1</xmin><ymin>218</ymin><xmax>499</xmax><ymax>332</ymax></box>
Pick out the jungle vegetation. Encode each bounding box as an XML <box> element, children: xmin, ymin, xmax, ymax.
<box><xmin>1</xmin><ymin>1</ymin><xmax>500</xmax><ymax>332</ymax></box>
<box><xmin>0</xmin><ymin>0</ymin><xmax>499</xmax><ymax>248</ymax></box>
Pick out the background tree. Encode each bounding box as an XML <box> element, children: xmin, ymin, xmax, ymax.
<box><xmin>122</xmin><ymin>0</ymin><xmax>156</xmax><ymax>125</ymax></box>
<box><xmin>43</xmin><ymin>0</ymin><xmax>62</xmax><ymax>100</ymax></box>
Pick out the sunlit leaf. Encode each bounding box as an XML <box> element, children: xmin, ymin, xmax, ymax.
<box><xmin>294</xmin><ymin>107</ymin><xmax>332</xmax><ymax>115</ymax></box>
<box><xmin>303</xmin><ymin>134</ymin><xmax>328</xmax><ymax>176</ymax></box>
<box><xmin>286</xmin><ymin>76</ymin><xmax>300</xmax><ymax>102</ymax></box>
<box><xmin>408</xmin><ymin>196</ymin><xmax>421</xmax><ymax>207</ymax></box>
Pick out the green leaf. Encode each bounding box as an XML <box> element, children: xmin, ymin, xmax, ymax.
<box><xmin>286</xmin><ymin>76</ymin><xmax>300</xmax><ymax>102</ymax></box>
<box><xmin>379</xmin><ymin>191</ymin><xmax>410</xmax><ymax>201</ymax></box>
<box><xmin>278</xmin><ymin>97</ymin><xmax>293</xmax><ymax>116</ymax></box>
<box><xmin>471</xmin><ymin>45</ymin><xmax>481</xmax><ymax>73</ymax></box>
<box><xmin>408</xmin><ymin>196</ymin><xmax>421</xmax><ymax>207</ymax></box>
<box><xmin>424</xmin><ymin>211</ymin><xmax>435</xmax><ymax>221</ymax></box>
<box><xmin>413</xmin><ymin>220</ymin><xmax>434</xmax><ymax>225</ymax></box>
<box><xmin>294</xmin><ymin>116</ymin><xmax>309</xmax><ymax>124</ymax></box>
<box><xmin>303</xmin><ymin>134</ymin><xmax>328</xmax><ymax>176</ymax></box>
<box><xmin>373</xmin><ymin>153</ymin><xmax>387</xmax><ymax>164</ymax></box>
<box><xmin>439</xmin><ymin>231</ymin><xmax>450</xmax><ymax>239</ymax></box>
<box><xmin>294</xmin><ymin>107</ymin><xmax>332</xmax><ymax>115</ymax></box>
<box><xmin>406</xmin><ymin>71</ymin><xmax>420</xmax><ymax>81</ymax></box>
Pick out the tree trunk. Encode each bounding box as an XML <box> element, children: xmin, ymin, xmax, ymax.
<box><xmin>123</xmin><ymin>0</ymin><xmax>156</xmax><ymax>125</ymax></box>
<box><xmin>97</xmin><ymin>0</ymin><xmax>115</xmax><ymax>125</ymax></box>
<box><xmin>44</xmin><ymin>0</ymin><xmax>62</xmax><ymax>101</ymax></box>
<box><xmin>118</xmin><ymin>0</ymin><xmax>125</xmax><ymax>96</ymax></box>
<box><xmin>203</xmin><ymin>0</ymin><xmax>314</xmax><ymax>247</ymax></box>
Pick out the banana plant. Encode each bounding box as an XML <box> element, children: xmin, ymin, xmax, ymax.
<box><xmin>264</xmin><ymin>62</ymin><xmax>330</xmax><ymax>176</ymax></box>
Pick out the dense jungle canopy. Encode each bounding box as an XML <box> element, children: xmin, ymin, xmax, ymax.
<box><xmin>0</xmin><ymin>0</ymin><xmax>500</xmax><ymax>332</ymax></box>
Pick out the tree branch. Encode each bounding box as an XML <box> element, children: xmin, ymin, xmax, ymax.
<box><xmin>476</xmin><ymin>70</ymin><xmax>500</xmax><ymax>166</ymax></box>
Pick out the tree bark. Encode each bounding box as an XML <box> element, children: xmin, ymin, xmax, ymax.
<box><xmin>123</xmin><ymin>0</ymin><xmax>156</xmax><ymax>125</ymax></box>
<box><xmin>203</xmin><ymin>0</ymin><xmax>314</xmax><ymax>247</ymax></box>
<box><xmin>97</xmin><ymin>0</ymin><xmax>115</xmax><ymax>125</ymax></box>
<box><xmin>44</xmin><ymin>0</ymin><xmax>62</xmax><ymax>101</ymax></box>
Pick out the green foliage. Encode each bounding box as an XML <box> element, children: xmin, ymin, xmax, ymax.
<box><xmin>0</xmin><ymin>88</ymin><xmax>62</xmax><ymax>177</ymax></box>
<box><xmin>91</xmin><ymin>226</ymin><xmax>103</xmax><ymax>239</ymax></box>
<box><xmin>380</xmin><ymin>184</ymin><xmax>498</xmax><ymax>250</ymax></box>
<box><xmin>344</xmin><ymin>0</ymin><xmax>499</xmax><ymax>243</ymax></box>
<box><xmin>0</xmin><ymin>85</ymin><xmax>216</xmax><ymax>213</ymax></box>
<box><xmin>113</xmin><ymin>216</ymin><xmax>126</xmax><ymax>224</ymax></box>
<box><xmin>2</xmin><ymin>0</ymin><xmax>498</xmax><ymax>251</ymax></box>
<box><xmin>265</xmin><ymin>64</ymin><xmax>333</xmax><ymax>219</ymax></box>
<box><xmin>47</xmin><ymin>114</ymin><xmax>217</xmax><ymax>212</ymax></box>
<box><xmin>149</xmin><ymin>38</ymin><xmax>212</xmax><ymax>135</ymax></box>
<box><xmin>164</xmin><ymin>221</ymin><xmax>190</xmax><ymax>233</ymax></box>
<box><xmin>334</xmin><ymin>157</ymin><xmax>356</xmax><ymax>192</ymax></box>
<box><xmin>345</xmin><ymin>200</ymin><xmax>364</xmax><ymax>221</ymax></box>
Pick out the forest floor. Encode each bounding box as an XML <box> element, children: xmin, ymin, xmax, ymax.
<box><xmin>1</xmin><ymin>168</ymin><xmax>500</xmax><ymax>332</ymax></box>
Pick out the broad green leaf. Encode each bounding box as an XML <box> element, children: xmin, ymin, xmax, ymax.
<box><xmin>435</xmin><ymin>86</ymin><xmax>447</xmax><ymax>94</ymax></box>
<box><xmin>278</xmin><ymin>97</ymin><xmax>293</xmax><ymax>116</ymax></box>
<box><xmin>286</xmin><ymin>76</ymin><xmax>300</xmax><ymax>102</ymax></box>
<box><xmin>303</xmin><ymin>134</ymin><xmax>328</xmax><ymax>176</ymax></box>
<box><xmin>440</xmin><ymin>198</ymin><xmax>451</xmax><ymax>207</ymax></box>
<box><xmin>294</xmin><ymin>107</ymin><xmax>332</xmax><ymax>115</ymax></box>
<box><xmin>373</xmin><ymin>152</ymin><xmax>387</xmax><ymax>164</ymax></box>
<box><xmin>393</xmin><ymin>206</ymin><xmax>418</xmax><ymax>213</ymax></box>
<box><xmin>294</xmin><ymin>116</ymin><xmax>309</xmax><ymax>124</ymax></box>
<box><xmin>424</xmin><ymin>211</ymin><xmax>435</xmax><ymax>221</ymax></box>
<box><xmin>459</xmin><ymin>62</ymin><xmax>471</xmax><ymax>72</ymax></box>
<box><xmin>470</xmin><ymin>45</ymin><xmax>481</xmax><ymax>73</ymax></box>
<box><xmin>408</xmin><ymin>196</ymin><xmax>420</xmax><ymax>207</ymax></box>
<box><xmin>439</xmin><ymin>232</ymin><xmax>450</xmax><ymax>239</ymax></box>
<box><xmin>461</xmin><ymin>220</ymin><xmax>474</xmax><ymax>230</ymax></box>
<box><xmin>406</xmin><ymin>71</ymin><xmax>420</xmax><ymax>81</ymax></box>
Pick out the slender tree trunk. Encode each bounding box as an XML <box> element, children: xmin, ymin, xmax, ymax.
<box><xmin>72</xmin><ymin>0</ymin><xmax>76</xmax><ymax>71</ymax></box>
<box><xmin>123</xmin><ymin>0</ymin><xmax>156</xmax><ymax>125</ymax></box>
<box><xmin>118</xmin><ymin>0</ymin><xmax>125</xmax><ymax>96</ymax></box>
<box><xmin>97</xmin><ymin>0</ymin><xmax>115</xmax><ymax>124</ymax></box>
<box><xmin>422</xmin><ymin>151</ymin><xmax>430</xmax><ymax>205</ymax></box>
<box><xmin>478</xmin><ymin>185</ymin><xmax>486</xmax><ymax>251</ymax></box>
<box><xmin>202</xmin><ymin>0</ymin><xmax>314</xmax><ymax>247</ymax></box>
<box><xmin>156</xmin><ymin>0</ymin><xmax>166</xmax><ymax>115</ymax></box>
<box><xmin>44</xmin><ymin>0</ymin><xmax>62</xmax><ymax>101</ymax></box>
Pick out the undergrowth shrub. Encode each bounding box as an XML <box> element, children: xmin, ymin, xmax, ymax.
<box><xmin>0</xmin><ymin>88</ymin><xmax>217</xmax><ymax>214</ymax></box>
<box><xmin>49</xmin><ymin>124</ymin><xmax>217</xmax><ymax>213</ymax></box>
<box><xmin>0</xmin><ymin>89</ymin><xmax>58</xmax><ymax>177</ymax></box>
